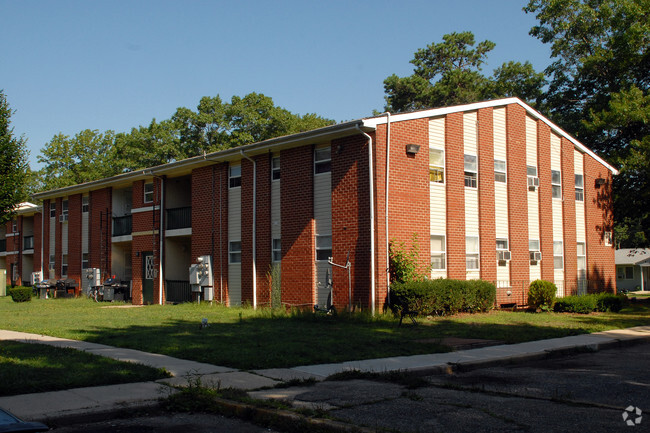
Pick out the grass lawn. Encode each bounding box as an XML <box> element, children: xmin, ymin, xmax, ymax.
<box><xmin>0</xmin><ymin>297</ymin><xmax>648</xmax><ymax>370</ymax></box>
<box><xmin>0</xmin><ymin>340</ymin><xmax>170</xmax><ymax>396</ymax></box>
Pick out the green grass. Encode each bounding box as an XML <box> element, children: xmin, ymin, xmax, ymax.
<box><xmin>0</xmin><ymin>340</ymin><xmax>170</xmax><ymax>396</ymax></box>
<box><xmin>0</xmin><ymin>297</ymin><xmax>648</xmax><ymax>370</ymax></box>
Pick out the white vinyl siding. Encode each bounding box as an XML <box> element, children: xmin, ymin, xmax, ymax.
<box><xmin>493</xmin><ymin>108</ymin><xmax>509</xmax><ymax>286</ymax></box>
<box><xmin>271</xmin><ymin>155</ymin><xmax>281</xmax><ymax>262</ymax></box>
<box><xmin>314</xmin><ymin>145</ymin><xmax>332</xmax><ymax>307</ymax></box>
<box><xmin>574</xmin><ymin>150</ymin><xmax>586</xmax><ymax>244</ymax></box>
<box><xmin>49</xmin><ymin>208</ymin><xmax>56</xmax><ymax>278</ymax></box>
<box><xmin>82</xmin><ymin>195</ymin><xmax>89</xmax><ymax>254</ymax></box>
<box><xmin>464</xmin><ymin>112</ymin><xmax>478</xmax><ymax>189</ymax></box>
<box><xmin>228</xmin><ymin>170</ymin><xmax>242</xmax><ymax>306</ymax></box>
<box><xmin>526</xmin><ymin>115</ymin><xmax>540</xmax><ymax>280</ymax></box>
<box><xmin>61</xmin><ymin>198</ymin><xmax>68</xmax><ymax>256</ymax></box>
<box><xmin>429</xmin><ymin>117</ymin><xmax>447</xmax><ymax>278</ymax></box>
<box><xmin>463</xmin><ymin>113</ymin><xmax>479</xmax><ymax>278</ymax></box>
<box><xmin>525</xmin><ymin>115</ymin><xmax>537</xmax><ymax>168</ymax></box>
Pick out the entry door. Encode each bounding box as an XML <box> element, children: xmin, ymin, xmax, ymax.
<box><xmin>142</xmin><ymin>252</ymin><xmax>154</xmax><ymax>304</ymax></box>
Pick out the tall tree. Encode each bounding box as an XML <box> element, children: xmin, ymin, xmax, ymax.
<box><xmin>525</xmin><ymin>0</ymin><xmax>650</xmax><ymax>246</ymax></box>
<box><xmin>0</xmin><ymin>90</ymin><xmax>29</xmax><ymax>225</ymax></box>
<box><xmin>383</xmin><ymin>31</ymin><xmax>546</xmax><ymax>112</ymax></box>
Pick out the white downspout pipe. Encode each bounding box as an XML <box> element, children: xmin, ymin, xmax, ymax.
<box><xmin>159</xmin><ymin>178</ymin><xmax>164</xmax><ymax>305</ymax></box>
<box><xmin>40</xmin><ymin>204</ymin><xmax>44</xmax><ymax>276</ymax></box>
<box><xmin>240</xmin><ymin>149</ymin><xmax>257</xmax><ymax>309</ymax></box>
<box><xmin>356</xmin><ymin>126</ymin><xmax>375</xmax><ymax>316</ymax></box>
<box><xmin>383</xmin><ymin>112</ymin><xmax>391</xmax><ymax>305</ymax></box>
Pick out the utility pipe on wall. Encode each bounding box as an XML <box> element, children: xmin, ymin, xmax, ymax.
<box><xmin>356</xmin><ymin>126</ymin><xmax>375</xmax><ymax>316</ymax></box>
<box><xmin>383</xmin><ymin>112</ymin><xmax>391</xmax><ymax>305</ymax></box>
<box><xmin>240</xmin><ymin>149</ymin><xmax>257</xmax><ymax>309</ymax></box>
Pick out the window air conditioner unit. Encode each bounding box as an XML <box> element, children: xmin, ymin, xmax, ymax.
<box><xmin>59</xmin><ymin>214</ymin><xmax>68</xmax><ymax>223</ymax></box>
<box><xmin>529</xmin><ymin>251</ymin><xmax>542</xmax><ymax>261</ymax></box>
<box><xmin>527</xmin><ymin>176</ymin><xmax>540</xmax><ymax>190</ymax></box>
<box><xmin>497</xmin><ymin>250</ymin><xmax>512</xmax><ymax>261</ymax></box>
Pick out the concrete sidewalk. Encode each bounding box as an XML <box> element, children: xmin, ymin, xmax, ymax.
<box><xmin>1</xmin><ymin>326</ymin><xmax>649</xmax><ymax>424</ymax></box>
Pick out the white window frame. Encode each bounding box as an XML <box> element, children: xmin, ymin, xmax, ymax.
<box><xmin>50</xmin><ymin>203</ymin><xmax>56</xmax><ymax>218</ymax></box>
<box><xmin>62</xmin><ymin>254</ymin><xmax>68</xmax><ymax>277</ymax></box>
<box><xmin>82</xmin><ymin>196</ymin><xmax>89</xmax><ymax>213</ymax></box>
<box><xmin>144</xmin><ymin>182</ymin><xmax>154</xmax><ymax>203</ymax></box>
<box><xmin>49</xmin><ymin>254</ymin><xmax>55</xmax><ymax>271</ymax></box>
<box><xmin>604</xmin><ymin>231</ymin><xmax>613</xmax><ymax>247</ymax></box>
<box><xmin>82</xmin><ymin>253</ymin><xmax>89</xmax><ymax>269</ymax></box>
<box><xmin>577</xmin><ymin>242</ymin><xmax>586</xmax><ymax>278</ymax></box>
<box><xmin>229</xmin><ymin>165</ymin><xmax>242</xmax><ymax>188</ymax></box>
<box><xmin>271</xmin><ymin>156</ymin><xmax>280</xmax><ymax>181</ymax></box>
<box><xmin>466</xmin><ymin>236</ymin><xmax>480</xmax><ymax>270</ymax></box>
<box><xmin>229</xmin><ymin>241</ymin><xmax>242</xmax><ymax>264</ymax></box>
<box><xmin>429</xmin><ymin>149</ymin><xmax>445</xmax><ymax>184</ymax></box>
<box><xmin>314</xmin><ymin>147</ymin><xmax>331</xmax><ymax>175</ymax></box>
<box><xmin>553</xmin><ymin>240</ymin><xmax>564</xmax><ymax>270</ymax></box>
<box><xmin>315</xmin><ymin>234</ymin><xmax>332</xmax><ymax>262</ymax></box>
<box><xmin>551</xmin><ymin>170</ymin><xmax>562</xmax><ymax>199</ymax></box>
<box><xmin>464</xmin><ymin>154</ymin><xmax>477</xmax><ymax>188</ymax></box>
<box><xmin>272</xmin><ymin>238</ymin><xmax>281</xmax><ymax>262</ymax></box>
<box><xmin>430</xmin><ymin>234</ymin><xmax>446</xmax><ymax>270</ymax></box>
<box><xmin>61</xmin><ymin>199</ymin><xmax>69</xmax><ymax>221</ymax></box>
<box><xmin>11</xmin><ymin>219</ymin><xmax>17</xmax><ymax>233</ymax></box>
<box><xmin>494</xmin><ymin>159</ymin><xmax>507</xmax><ymax>183</ymax></box>
<box><xmin>575</xmin><ymin>174</ymin><xmax>584</xmax><ymax>201</ymax></box>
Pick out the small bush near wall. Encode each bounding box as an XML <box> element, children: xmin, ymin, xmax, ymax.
<box><xmin>390</xmin><ymin>279</ymin><xmax>496</xmax><ymax>317</ymax></box>
<box><xmin>595</xmin><ymin>293</ymin><xmax>625</xmax><ymax>312</ymax></box>
<box><xmin>7</xmin><ymin>286</ymin><xmax>33</xmax><ymax>303</ymax></box>
<box><xmin>553</xmin><ymin>293</ymin><xmax>626</xmax><ymax>314</ymax></box>
<box><xmin>527</xmin><ymin>280</ymin><xmax>557</xmax><ymax>311</ymax></box>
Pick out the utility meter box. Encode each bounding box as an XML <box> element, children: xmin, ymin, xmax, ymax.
<box><xmin>82</xmin><ymin>268</ymin><xmax>101</xmax><ymax>295</ymax></box>
<box><xmin>31</xmin><ymin>271</ymin><xmax>43</xmax><ymax>286</ymax></box>
<box><xmin>189</xmin><ymin>255</ymin><xmax>213</xmax><ymax>300</ymax></box>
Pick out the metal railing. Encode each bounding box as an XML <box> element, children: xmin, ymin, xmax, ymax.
<box><xmin>112</xmin><ymin>215</ymin><xmax>132</xmax><ymax>237</ymax></box>
<box><xmin>166</xmin><ymin>206</ymin><xmax>191</xmax><ymax>230</ymax></box>
<box><xmin>23</xmin><ymin>235</ymin><xmax>34</xmax><ymax>250</ymax></box>
<box><xmin>165</xmin><ymin>280</ymin><xmax>192</xmax><ymax>303</ymax></box>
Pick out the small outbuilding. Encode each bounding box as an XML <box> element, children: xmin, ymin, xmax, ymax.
<box><xmin>615</xmin><ymin>249</ymin><xmax>650</xmax><ymax>292</ymax></box>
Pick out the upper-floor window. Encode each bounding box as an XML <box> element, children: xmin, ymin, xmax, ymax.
<box><xmin>430</xmin><ymin>234</ymin><xmax>446</xmax><ymax>270</ymax></box>
<box><xmin>82</xmin><ymin>196</ymin><xmax>89</xmax><ymax>213</ymax></box>
<box><xmin>11</xmin><ymin>219</ymin><xmax>17</xmax><ymax>233</ymax></box>
<box><xmin>604</xmin><ymin>231</ymin><xmax>613</xmax><ymax>247</ymax></box>
<box><xmin>466</xmin><ymin>236</ymin><xmax>479</xmax><ymax>270</ymax></box>
<box><xmin>494</xmin><ymin>160</ymin><xmax>506</xmax><ymax>183</ymax></box>
<box><xmin>229</xmin><ymin>241</ymin><xmax>242</xmax><ymax>264</ymax></box>
<box><xmin>229</xmin><ymin>165</ymin><xmax>241</xmax><ymax>188</ymax></box>
<box><xmin>50</xmin><ymin>203</ymin><xmax>56</xmax><ymax>218</ymax></box>
<box><xmin>144</xmin><ymin>182</ymin><xmax>154</xmax><ymax>203</ymax></box>
<box><xmin>527</xmin><ymin>166</ymin><xmax>539</xmax><ymax>190</ymax></box>
<box><xmin>314</xmin><ymin>147</ymin><xmax>331</xmax><ymax>174</ymax></box>
<box><xmin>61</xmin><ymin>200</ymin><xmax>69</xmax><ymax>220</ymax></box>
<box><xmin>315</xmin><ymin>234</ymin><xmax>332</xmax><ymax>261</ymax></box>
<box><xmin>429</xmin><ymin>149</ymin><xmax>444</xmax><ymax>183</ymax></box>
<box><xmin>464</xmin><ymin>154</ymin><xmax>477</xmax><ymax>188</ymax></box>
<box><xmin>271</xmin><ymin>156</ymin><xmax>280</xmax><ymax>181</ymax></box>
<box><xmin>551</xmin><ymin>170</ymin><xmax>562</xmax><ymax>199</ymax></box>
<box><xmin>272</xmin><ymin>238</ymin><xmax>281</xmax><ymax>262</ymax></box>
<box><xmin>82</xmin><ymin>253</ymin><xmax>89</xmax><ymax>269</ymax></box>
<box><xmin>575</xmin><ymin>174</ymin><xmax>584</xmax><ymax>201</ymax></box>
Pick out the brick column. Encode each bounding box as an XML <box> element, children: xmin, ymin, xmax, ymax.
<box><xmin>446</xmin><ymin>113</ymin><xmax>466</xmax><ymax>280</ymax></box>
<box><xmin>478</xmin><ymin>108</ymin><xmax>496</xmax><ymax>282</ymax></box>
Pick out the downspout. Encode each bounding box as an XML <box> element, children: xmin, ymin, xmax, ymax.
<box><xmin>159</xmin><ymin>177</ymin><xmax>164</xmax><ymax>305</ymax></box>
<box><xmin>356</xmin><ymin>125</ymin><xmax>375</xmax><ymax>316</ymax></box>
<box><xmin>40</xmin><ymin>204</ymin><xmax>44</xmax><ymax>276</ymax></box>
<box><xmin>383</xmin><ymin>112</ymin><xmax>391</xmax><ymax>305</ymax></box>
<box><xmin>240</xmin><ymin>149</ymin><xmax>257</xmax><ymax>309</ymax></box>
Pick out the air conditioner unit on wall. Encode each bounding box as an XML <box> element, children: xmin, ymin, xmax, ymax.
<box><xmin>527</xmin><ymin>176</ymin><xmax>540</xmax><ymax>190</ymax></box>
<box><xmin>497</xmin><ymin>251</ymin><xmax>512</xmax><ymax>261</ymax></box>
<box><xmin>529</xmin><ymin>251</ymin><xmax>542</xmax><ymax>261</ymax></box>
<box><xmin>59</xmin><ymin>214</ymin><xmax>68</xmax><ymax>223</ymax></box>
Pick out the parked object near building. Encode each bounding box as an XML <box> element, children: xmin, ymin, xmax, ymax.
<box><xmin>3</xmin><ymin>98</ymin><xmax>618</xmax><ymax>309</ymax></box>
<box><xmin>615</xmin><ymin>249</ymin><xmax>649</xmax><ymax>292</ymax></box>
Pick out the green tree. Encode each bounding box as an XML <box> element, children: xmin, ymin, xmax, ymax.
<box><xmin>0</xmin><ymin>90</ymin><xmax>29</xmax><ymax>225</ymax></box>
<box><xmin>525</xmin><ymin>0</ymin><xmax>650</xmax><ymax>246</ymax></box>
<box><xmin>383</xmin><ymin>31</ymin><xmax>546</xmax><ymax>112</ymax></box>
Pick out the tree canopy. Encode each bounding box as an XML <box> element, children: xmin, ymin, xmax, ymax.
<box><xmin>0</xmin><ymin>90</ymin><xmax>29</xmax><ymax>225</ymax></box>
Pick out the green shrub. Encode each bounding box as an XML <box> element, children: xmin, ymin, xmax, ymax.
<box><xmin>390</xmin><ymin>278</ymin><xmax>496</xmax><ymax>317</ymax></box>
<box><xmin>7</xmin><ymin>286</ymin><xmax>33</xmax><ymax>303</ymax></box>
<box><xmin>553</xmin><ymin>295</ymin><xmax>597</xmax><ymax>313</ymax></box>
<box><xmin>595</xmin><ymin>293</ymin><xmax>625</xmax><ymax>313</ymax></box>
<box><xmin>527</xmin><ymin>280</ymin><xmax>557</xmax><ymax>311</ymax></box>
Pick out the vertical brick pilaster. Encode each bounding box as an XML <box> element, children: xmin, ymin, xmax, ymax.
<box><xmin>478</xmin><ymin>108</ymin><xmax>496</xmax><ymax>281</ymax></box>
<box><xmin>562</xmin><ymin>138</ymin><xmax>578</xmax><ymax>294</ymax></box>
<box><xmin>446</xmin><ymin>113</ymin><xmax>466</xmax><ymax>279</ymax></box>
<box><xmin>255</xmin><ymin>154</ymin><xmax>272</xmax><ymax>307</ymax></box>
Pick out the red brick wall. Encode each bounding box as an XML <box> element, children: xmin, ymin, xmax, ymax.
<box><xmin>537</xmin><ymin>122</ymin><xmax>555</xmax><ymax>281</ymax></box>
<box><xmin>281</xmin><ymin>145</ymin><xmax>314</xmax><ymax>305</ymax></box>
<box><xmin>561</xmin><ymin>138</ymin><xmax>578</xmax><ymax>294</ymax></box>
<box><xmin>506</xmin><ymin>104</ymin><xmax>529</xmax><ymax>296</ymax></box>
<box><xmin>584</xmin><ymin>156</ymin><xmax>616</xmax><ymax>292</ymax></box>
<box><xmin>254</xmin><ymin>154</ymin><xmax>272</xmax><ymax>306</ymax></box>
<box><xmin>68</xmin><ymin>194</ymin><xmax>82</xmax><ymax>292</ymax></box>
<box><xmin>332</xmin><ymin>134</ymin><xmax>370</xmax><ymax>310</ymax></box>
<box><xmin>478</xmin><ymin>108</ymin><xmax>496</xmax><ymax>281</ymax></box>
<box><xmin>446</xmin><ymin>113</ymin><xmax>466</xmax><ymax>279</ymax></box>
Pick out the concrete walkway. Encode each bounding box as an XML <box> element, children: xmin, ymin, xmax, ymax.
<box><xmin>1</xmin><ymin>326</ymin><xmax>649</xmax><ymax>424</ymax></box>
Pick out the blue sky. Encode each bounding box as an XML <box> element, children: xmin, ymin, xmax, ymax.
<box><xmin>1</xmin><ymin>0</ymin><xmax>552</xmax><ymax>168</ymax></box>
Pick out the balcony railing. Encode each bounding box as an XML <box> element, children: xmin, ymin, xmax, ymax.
<box><xmin>166</xmin><ymin>207</ymin><xmax>191</xmax><ymax>230</ymax></box>
<box><xmin>112</xmin><ymin>215</ymin><xmax>132</xmax><ymax>237</ymax></box>
<box><xmin>165</xmin><ymin>280</ymin><xmax>192</xmax><ymax>303</ymax></box>
<box><xmin>0</xmin><ymin>239</ymin><xmax>5</xmax><ymax>253</ymax></box>
<box><xmin>23</xmin><ymin>235</ymin><xmax>34</xmax><ymax>250</ymax></box>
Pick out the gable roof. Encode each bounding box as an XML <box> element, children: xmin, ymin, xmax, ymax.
<box><xmin>616</xmin><ymin>249</ymin><xmax>650</xmax><ymax>266</ymax></box>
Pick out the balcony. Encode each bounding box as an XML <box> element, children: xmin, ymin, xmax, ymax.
<box><xmin>166</xmin><ymin>207</ymin><xmax>191</xmax><ymax>230</ymax></box>
<box><xmin>23</xmin><ymin>235</ymin><xmax>34</xmax><ymax>251</ymax></box>
<box><xmin>112</xmin><ymin>215</ymin><xmax>132</xmax><ymax>237</ymax></box>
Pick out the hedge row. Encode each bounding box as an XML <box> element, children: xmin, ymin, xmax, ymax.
<box><xmin>7</xmin><ymin>286</ymin><xmax>33</xmax><ymax>303</ymax></box>
<box><xmin>390</xmin><ymin>279</ymin><xmax>496</xmax><ymax>317</ymax></box>
<box><xmin>553</xmin><ymin>293</ymin><xmax>625</xmax><ymax>313</ymax></box>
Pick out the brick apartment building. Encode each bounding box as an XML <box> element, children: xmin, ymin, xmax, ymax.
<box><xmin>0</xmin><ymin>98</ymin><xmax>618</xmax><ymax>311</ymax></box>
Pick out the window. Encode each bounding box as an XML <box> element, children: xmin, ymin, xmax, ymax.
<box><xmin>271</xmin><ymin>157</ymin><xmax>280</xmax><ymax>181</ymax></box>
<box><xmin>553</xmin><ymin>241</ymin><xmax>564</xmax><ymax>269</ymax></box>
<box><xmin>11</xmin><ymin>219</ymin><xmax>17</xmax><ymax>233</ymax></box>
<box><xmin>529</xmin><ymin>239</ymin><xmax>541</xmax><ymax>263</ymax></box>
<box><xmin>430</xmin><ymin>235</ymin><xmax>446</xmax><ymax>270</ymax></box>
<box><xmin>82</xmin><ymin>196</ymin><xmax>89</xmax><ymax>213</ymax></box>
<box><xmin>577</xmin><ymin>242</ymin><xmax>586</xmax><ymax>277</ymax></box>
<box><xmin>527</xmin><ymin>166</ymin><xmax>539</xmax><ymax>190</ymax></box>
<box><xmin>551</xmin><ymin>170</ymin><xmax>562</xmax><ymax>198</ymax></box>
<box><xmin>575</xmin><ymin>174</ymin><xmax>584</xmax><ymax>201</ymax></box>
<box><xmin>316</xmin><ymin>235</ymin><xmax>332</xmax><ymax>261</ymax></box>
<box><xmin>464</xmin><ymin>154</ymin><xmax>477</xmax><ymax>188</ymax></box>
<box><xmin>527</xmin><ymin>166</ymin><xmax>538</xmax><ymax>177</ymax></box>
<box><xmin>494</xmin><ymin>160</ymin><xmax>506</xmax><ymax>183</ymax></box>
<box><xmin>49</xmin><ymin>254</ymin><xmax>55</xmax><ymax>271</ymax></box>
<box><xmin>617</xmin><ymin>266</ymin><xmax>634</xmax><ymax>280</ymax></box>
<box><xmin>496</xmin><ymin>238</ymin><xmax>509</xmax><ymax>265</ymax></box>
<box><xmin>82</xmin><ymin>253</ymin><xmax>89</xmax><ymax>269</ymax></box>
<box><xmin>529</xmin><ymin>239</ymin><xmax>540</xmax><ymax>251</ymax></box>
<box><xmin>466</xmin><ymin>236</ymin><xmax>479</xmax><ymax>270</ymax></box>
<box><xmin>50</xmin><ymin>203</ymin><xmax>56</xmax><ymax>218</ymax></box>
<box><xmin>272</xmin><ymin>238</ymin><xmax>281</xmax><ymax>262</ymax></box>
<box><xmin>62</xmin><ymin>255</ymin><xmax>68</xmax><ymax>277</ymax></box>
<box><xmin>314</xmin><ymin>147</ymin><xmax>331</xmax><ymax>174</ymax></box>
<box><xmin>229</xmin><ymin>165</ymin><xmax>241</xmax><ymax>188</ymax></box>
<box><xmin>61</xmin><ymin>200</ymin><xmax>69</xmax><ymax>221</ymax></box>
<box><xmin>144</xmin><ymin>182</ymin><xmax>154</xmax><ymax>203</ymax></box>
<box><xmin>229</xmin><ymin>241</ymin><xmax>242</xmax><ymax>264</ymax></box>
<box><xmin>604</xmin><ymin>231</ymin><xmax>613</xmax><ymax>247</ymax></box>
<box><xmin>496</xmin><ymin>238</ymin><xmax>509</xmax><ymax>250</ymax></box>
<box><xmin>429</xmin><ymin>149</ymin><xmax>445</xmax><ymax>183</ymax></box>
